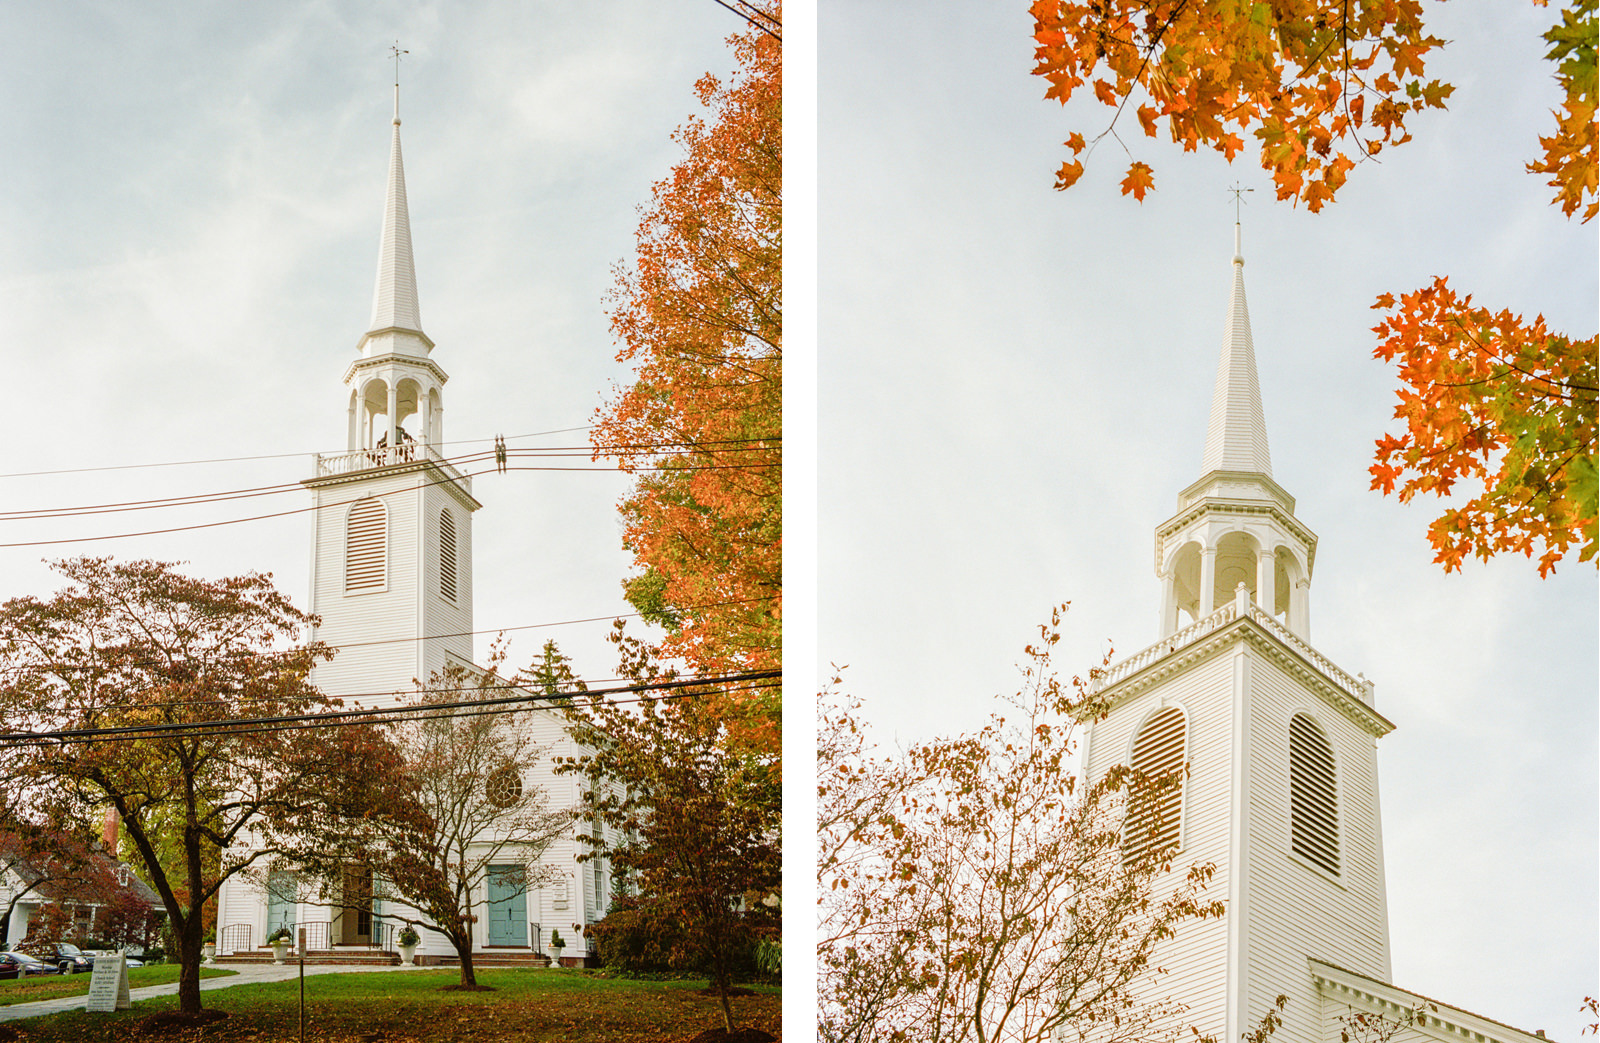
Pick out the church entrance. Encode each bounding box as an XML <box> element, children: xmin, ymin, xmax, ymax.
<box><xmin>266</xmin><ymin>870</ymin><xmax>296</xmax><ymax>938</ymax></box>
<box><xmin>337</xmin><ymin>866</ymin><xmax>372</xmax><ymax>946</ymax></box>
<box><xmin>486</xmin><ymin>866</ymin><xmax>527</xmax><ymax>946</ymax></box>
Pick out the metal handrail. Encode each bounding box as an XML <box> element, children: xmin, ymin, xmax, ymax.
<box><xmin>218</xmin><ymin>923</ymin><xmax>254</xmax><ymax>955</ymax></box>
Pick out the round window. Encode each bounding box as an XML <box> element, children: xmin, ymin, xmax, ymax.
<box><xmin>486</xmin><ymin>768</ymin><xmax>523</xmax><ymax>807</ymax></box>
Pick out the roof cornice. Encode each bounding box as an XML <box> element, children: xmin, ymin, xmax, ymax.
<box><xmin>1155</xmin><ymin>492</ymin><xmax>1319</xmax><ymax>576</ymax></box>
<box><xmin>302</xmin><ymin>457</ymin><xmax>481</xmax><ymax>513</ymax></box>
<box><xmin>343</xmin><ymin>351</ymin><xmax>449</xmax><ymax>387</ymax></box>
<box><xmin>1309</xmin><ymin>958</ymin><xmax>1548</xmax><ymax>1043</ymax></box>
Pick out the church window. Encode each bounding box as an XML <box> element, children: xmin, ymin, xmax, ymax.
<box><xmin>439</xmin><ymin>508</ymin><xmax>458</xmax><ymax>602</ymax></box>
<box><xmin>1289</xmin><ymin>713</ymin><xmax>1339</xmax><ymax>875</ymax></box>
<box><xmin>1123</xmin><ymin>706</ymin><xmax>1186</xmax><ymax>864</ymax></box>
<box><xmin>345</xmin><ymin>499</ymin><xmax>387</xmax><ymax>593</ymax></box>
<box><xmin>486</xmin><ymin>767</ymin><xmax>522</xmax><ymax>807</ymax></box>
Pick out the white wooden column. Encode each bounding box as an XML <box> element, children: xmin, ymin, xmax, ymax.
<box><xmin>386</xmin><ymin>379</ymin><xmax>399</xmax><ymax>450</ymax></box>
<box><xmin>1256</xmin><ymin>547</ymin><xmax>1276</xmax><ymax>617</ymax></box>
<box><xmin>1292</xmin><ymin>577</ymin><xmax>1311</xmax><ymax>637</ymax></box>
<box><xmin>1160</xmin><ymin>571</ymin><xmax>1178</xmax><ymax>636</ymax></box>
<box><xmin>1199</xmin><ymin>545</ymin><xmax>1217</xmax><ymax>616</ymax></box>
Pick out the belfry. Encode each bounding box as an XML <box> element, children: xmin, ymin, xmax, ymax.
<box><xmin>1079</xmin><ymin>226</ymin><xmax>1544</xmax><ymax>1043</ymax></box>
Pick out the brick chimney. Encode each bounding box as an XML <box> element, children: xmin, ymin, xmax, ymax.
<box><xmin>102</xmin><ymin>807</ymin><xmax>119</xmax><ymax>853</ymax></box>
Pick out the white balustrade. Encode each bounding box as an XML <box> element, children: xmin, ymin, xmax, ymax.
<box><xmin>1090</xmin><ymin>598</ymin><xmax>1371</xmax><ymax>706</ymax></box>
<box><xmin>314</xmin><ymin>443</ymin><xmax>467</xmax><ymax>487</ymax></box>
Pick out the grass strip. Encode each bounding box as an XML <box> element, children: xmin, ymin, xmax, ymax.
<box><xmin>0</xmin><ymin>965</ymin><xmax>236</xmax><ymax>1007</ymax></box>
<box><xmin>4</xmin><ymin>967</ymin><xmax>780</xmax><ymax>1041</ymax></box>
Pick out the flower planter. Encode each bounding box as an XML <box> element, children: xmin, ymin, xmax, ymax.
<box><xmin>398</xmin><ymin>942</ymin><xmax>417</xmax><ymax>966</ymax></box>
<box><xmin>271</xmin><ymin>940</ymin><xmax>290</xmax><ymax>965</ymax></box>
<box><xmin>201</xmin><ymin>942</ymin><xmax>216</xmax><ymax>963</ymax></box>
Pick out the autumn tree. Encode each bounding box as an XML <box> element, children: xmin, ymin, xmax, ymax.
<box><xmin>0</xmin><ymin>818</ymin><xmax>109</xmax><ymax>945</ymax></box>
<box><xmin>1369</xmin><ymin>280</ymin><xmax>1597</xmax><ymax>574</ymax></box>
<box><xmin>288</xmin><ymin>654</ymin><xmax>572</xmax><ymax>989</ymax></box>
<box><xmin>819</xmin><ymin>609</ymin><xmax>1225</xmax><ymax>1043</ymax></box>
<box><xmin>0</xmin><ymin>558</ymin><xmax>399</xmax><ymax>1014</ymax></box>
<box><xmin>560</xmin><ymin>624</ymin><xmax>780</xmax><ymax>1037</ymax></box>
<box><xmin>593</xmin><ymin>1</ymin><xmax>782</xmax><ymax>757</ymax></box>
<box><xmin>1030</xmin><ymin>1</ymin><xmax>1598</xmax><ymax>574</ymax></box>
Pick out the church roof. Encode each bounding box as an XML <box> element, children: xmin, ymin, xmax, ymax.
<box><xmin>1199</xmin><ymin>225</ymin><xmax>1272</xmax><ymax>477</ymax></box>
<box><xmin>363</xmin><ymin>89</ymin><xmax>428</xmax><ymax>353</ymax></box>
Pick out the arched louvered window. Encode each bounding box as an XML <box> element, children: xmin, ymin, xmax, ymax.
<box><xmin>1124</xmin><ymin>706</ymin><xmax>1186</xmax><ymax>864</ymax></box>
<box><xmin>439</xmin><ymin>508</ymin><xmax>458</xmax><ymax>602</ymax></box>
<box><xmin>345</xmin><ymin>498</ymin><xmax>387</xmax><ymax>593</ymax></box>
<box><xmin>1290</xmin><ymin>713</ymin><xmax>1339</xmax><ymax>875</ymax></box>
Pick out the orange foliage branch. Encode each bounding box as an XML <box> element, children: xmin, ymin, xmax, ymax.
<box><xmin>1369</xmin><ymin>279</ymin><xmax>1598</xmax><ymax>576</ymax></box>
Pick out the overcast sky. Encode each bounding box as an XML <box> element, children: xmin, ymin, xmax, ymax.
<box><xmin>0</xmin><ymin>2</ymin><xmax>752</xmax><ymax>688</ymax></box>
<box><xmin>820</xmin><ymin>3</ymin><xmax>1596</xmax><ymax>1039</ymax></box>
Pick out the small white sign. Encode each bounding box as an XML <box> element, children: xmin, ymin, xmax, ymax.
<box><xmin>86</xmin><ymin>953</ymin><xmax>131</xmax><ymax>1012</ymax></box>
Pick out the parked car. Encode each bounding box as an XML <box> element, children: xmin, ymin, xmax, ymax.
<box><xmin>0</xmin><ymin>952</ymin><xmax>62</xmax><ymax>979</ymax></box>
<box><xmin>10</xmin><ymin>941</ymin><xmax>93</xmax><ymax>974</ymax></box>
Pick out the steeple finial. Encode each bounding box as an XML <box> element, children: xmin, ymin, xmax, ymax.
<box><xmin>390</xmin><ymin>41</ymin><xmax>407</xmax><ymax>124</ymax></box>
<box><xmin>362</xmin><ymin>45</ymin><xmax>430</xmax><ymax>358</ymax></box>
<box><xmin>1199</xmin><ymin>198</ymin><xmax>1271</xmax><ymax>477</ymax></box>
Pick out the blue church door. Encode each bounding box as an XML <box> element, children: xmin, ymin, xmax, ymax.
<box><xmin>486</xmin><ymin>866</ymin><xmax>526</xmax><ymax>946</ymax></box>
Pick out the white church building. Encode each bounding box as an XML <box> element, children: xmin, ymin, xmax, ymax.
<box><xmin>214</xmin><ymin>93</ymin><xmax>606</xmax><ymax>965</ymax></box>
<box><xmin>1079</xmin><ymin>228</ymin><xmax>1551</xmax><ymax>1043</ymax></box>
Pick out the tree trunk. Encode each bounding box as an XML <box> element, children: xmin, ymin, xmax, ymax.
<box><xmin>453</xmin><ymin>930</ymin><xmax>476</xmax><ymax>988</ymax></box>
<box><xmin>712</xmin><ymin>955</ymin><xmax>734</xmax><ymax>1033</ymax></box>
<box><xmin>176</xmin><ymin>916</ymin><xmax>204</xmax><ymax>1014</ymax></box>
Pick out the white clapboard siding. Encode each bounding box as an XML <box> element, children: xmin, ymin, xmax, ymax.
<box><xmin>1243</xmin><ymin>650</ymin><xmax>1389</xmax><ymax>1043</ymax></box>
<box><xmin>1086</xmin><ymin>648</ymin><xmax>1238</xmax><ymax>1041</ymax></box>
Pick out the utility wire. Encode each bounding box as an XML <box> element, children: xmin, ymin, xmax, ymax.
<box><xmin>0</xmin><ymin>455</ymin><xmax>778</xmax><ymax>549</ymax></box>
<box><xmin>0</xmin><ymin>595</ymin><xmax>777</xmax><ymax>685</ymax></box>
<box><xmin>0</xmin><ymin>670</ymin><xmax>782</xmax><ymax>750</ymax></box>
<box><xmin>712</xmin><ymin>0</ymin><xmax>781</xmax><ymax>40</ymax></box>
<box><xmin>0</xmin><ymin>427</ymin><xmax>597</xmax><ymax>482</ymax></box>
<box><xmin>0</xmin><ymin>441</ymin><xmax>777</xmax><ymax>523</ymax></box>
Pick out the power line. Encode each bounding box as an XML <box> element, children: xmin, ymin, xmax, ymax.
<box><xmin>711</xmin><ymin>0</ymin><xmax>781</xmax><ymax>40</ymax></box>
<box><xmin>0</xmin><ymin>455</ymin><xmax>779</xmax><ymax>549</ymax></box>
<box><xmin>0</xmin><ymin>426</ymin><xmax>596</xmax><ymax>482</ymax></box>
<box><xmin>0</xmin><ymin>670</ymin><xmax>782</xmax><ymax>750</ymax></box>
<box><xmin>0</xmin><ymin>595</ymin><xmax>777</xmax><ymax>685</ymax></box>
<box><xmin>0</xmin><ymin>441</ymin><xmax>777</xmax><ymax>523</ymax></box>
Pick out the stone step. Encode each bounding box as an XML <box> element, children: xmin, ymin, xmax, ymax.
<box><xmin>214</xmin><ymin>949</ymin><xmax>399</xmax><ymax>967</ymax></box>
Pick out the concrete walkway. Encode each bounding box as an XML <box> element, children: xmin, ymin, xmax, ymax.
<box><xmin>0</xmin><ymin>961</ymin><xmax>429</xmax><ymax>1023</ymax></box>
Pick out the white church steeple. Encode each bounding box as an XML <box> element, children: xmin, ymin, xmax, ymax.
<box><xmin>1200</xmin><ymin>224</ymin><xmax>1271</xmax><ymax>476</ymax></box>
<box><xmin>303</xmin><ymin>83</ymin><xmax>480</xmax><ymax>706</ymax></box>
<box><xmin>360</xmin><ymin>81</ymin><xmax>432</xmax><ymax>360</ymax></box>
<box><xmin>1155</xmin><ymin>224</ymin><xmax>1316</xmax><ymax>639</ymax></box>
<box><xmin>1081</xmin><ymin>223</ymin><xmax>1398</xmax><ymax>1043</ymax></box>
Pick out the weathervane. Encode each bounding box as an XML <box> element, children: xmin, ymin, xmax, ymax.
<box><xmin>1229</xmin><ymin>181</ymin><xmax>1254</xmax><ymax>223</ymax></box>
<box><xmin>389</xmin><ymin>41</ymin><xmax>408</xmax><ymax>120</ymax></box>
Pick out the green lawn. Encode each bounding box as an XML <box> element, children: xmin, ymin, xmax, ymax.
<box><xmin>0</xmin><ymin>965</ymin><xmax>236</xmax><ymax>1006</ymax></box>
<box><xmin>1</xmin><ymin>967</ymin><xmax>780</xmax><ymax>1041</ymax></box>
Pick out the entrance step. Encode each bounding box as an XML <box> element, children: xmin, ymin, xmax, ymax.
<box><xmin>214</xmin><ymin>949</ymin><xmax>400</xmax><ymax>967</ymax></box>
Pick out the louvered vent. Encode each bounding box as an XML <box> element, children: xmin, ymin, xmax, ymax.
<box><xmin>1124</xmin><ymin>706</ymin><xmax>1186</xmax><ymax>864</ymax></box>
<box><xmin>1290</xmin><ymin>713</ymin><xmax>1339</xmax><ymax>875</ymax></box>
<box><xmin>439</xmin><ymin>508</ymin><xmax>458</xmax><ymax>602</ymax></box>
<box><xmin>345</xmin><ymin>498</ymin><xmax>387</xmax><ymax>593</ymax></box>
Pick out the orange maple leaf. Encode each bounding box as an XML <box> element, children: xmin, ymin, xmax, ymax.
<box><xmin>1120</xmin><ymin>161</ymin><xmax>1155</xmax><ymax>200</ymax></box>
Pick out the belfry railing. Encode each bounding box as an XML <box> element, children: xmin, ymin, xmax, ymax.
<box><xmin>1090</xmin><ymin>595</ymin><xmax>1373</xmax><ymax>708</ymax></box>
<box><xmin>314</xmin><ymin>442</ymin><xmax>467</xmax><ymax>485</ymax></box>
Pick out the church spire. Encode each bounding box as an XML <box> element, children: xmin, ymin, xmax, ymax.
<box><xmin>360</xmin><ymin>45</ymin><xmax>431</xmax><ymax>358</ymax></box>
<box><xmin>1198</xmin><ymin>220</ymin><xmax>1271</xmax><ymax>477</ymax></box>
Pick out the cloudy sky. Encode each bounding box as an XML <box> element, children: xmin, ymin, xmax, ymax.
<box><xmin>820</xmin><ymin>3</ymin><xmax>1595</xmax><ymax>1039</ymax></box>
<box><xmin>0</xmin><ymin>2</ymin><xmax>755</xmax><ymax>686</ymax></box>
